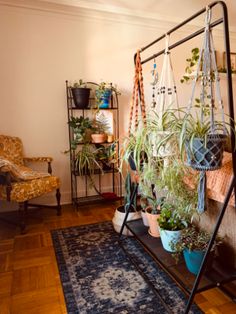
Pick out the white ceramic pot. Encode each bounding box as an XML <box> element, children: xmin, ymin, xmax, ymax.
<box><xmin>150</xmin><ymin>131</ymin><xmax>176</xmax><ymax>158</ymax></box>
<box><xmin>112</xmin><ymin>205</ymin><xmax>141</xmax><ymax>236</ymax></box>
<box><xmin>159</xmin><ymin>229</ymin><xmax>182</xmax><ymax>252</ymax></box>
<box><xmin>141</xmin><ymin>209</ymin><xmax>149</xmax><ymax>227</ymax></box>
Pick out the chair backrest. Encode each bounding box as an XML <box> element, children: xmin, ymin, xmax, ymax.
<box><xmin>0</xmin><ymin>135</ymin><xmax>24</xmax><ymax>166</ymax></box>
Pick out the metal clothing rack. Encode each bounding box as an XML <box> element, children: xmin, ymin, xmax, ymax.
<box><xmin>119</xmin><ymin>1</ymin><xmax>236</xmax><ymax>313</ymax></box>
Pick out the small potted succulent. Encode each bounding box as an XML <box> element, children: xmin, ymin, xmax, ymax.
<box><xmin>170</xmin><ymin>225</ymin><xmax>222</xmax><ymax>275</ymax></box>
<box><xmin>70</xmin><ymin>80</ymin><xmax>91</xmax><ymax>109</ymax></box>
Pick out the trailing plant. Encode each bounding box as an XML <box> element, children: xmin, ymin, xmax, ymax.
<box><xmin>170</xmin><ymin>225</ymin><xmax>222</xmax><ymax>261</ymax></box>
<box><xmin>180</xmin><ymin>48</ymin><xmax>200</xmax><ymax>83</ymax></box>
<box><xmin>74</xmin><ymin>144</ymin><xmax>102</xmax><ymax>176</ymax></box>
<box><xmin>70</xmin><ymin>79</ymin><xmax>88</xmax><ymax>88</ymax></box>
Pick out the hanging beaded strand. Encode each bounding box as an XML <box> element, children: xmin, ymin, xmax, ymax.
<box><xmin>151</xmin><ymin>58</ymin><xmax>158</xmax><ymax>108</ymax></box>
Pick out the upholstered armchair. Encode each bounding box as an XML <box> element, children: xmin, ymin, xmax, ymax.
<box><xmin>0</xmin><ymin>135</ymin><xmax>61</xmax><ymax>233</ymax></box>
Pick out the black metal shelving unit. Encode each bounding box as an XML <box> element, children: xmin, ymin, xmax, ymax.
<box><xmin>119</xmin><ymin>1</ymin><xmax>236</xmax><ymax>313</ymax></box>
<box><xmin>66</xmin><ymin>81</ymin><xmax>122</xmax><ymax>208</ymax></box>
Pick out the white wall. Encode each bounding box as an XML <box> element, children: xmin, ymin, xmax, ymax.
<box><xmin>0</xmin><ymin>1</ymin><xmax>236</xmax><ymax>208</ymax></box>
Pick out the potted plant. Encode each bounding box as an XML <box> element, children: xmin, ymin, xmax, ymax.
<box><xmin>112</xmin><ymin>172</ymin><xmax>141</xmax><ymax>236</ymax></box>
<box><xmin>158</xmin><ymin>201</ymin><xmax>187</xmax><ymax>252</ymax></box>
<box><xmin>70</xmin><ymin>80</ymin><xmax>91</xmax><ymax>109</ymax></box>
<box><xmin>95</xmin><ymin>82</ymin><xmax>120</xmax><ymax>109</ymax></box>
<box><xmin>74</xmin><ymin>143</ymin><xmax>102</xmax><ymax>177</ymax></box>
<box><xmin>170</xmin><ymin>225</ymin><xmax>222</xmax><ymax>275</ymax></box>
<box><xmin>95</xmin><ymin>142</ymin><xmax>117</xmax><ymax>171</ymax></box>
<box><xmin>177</xmin><ymin>113</ymin><xmax>228</xmax><ymax>171</ymax></box>
<box><xmin>91</xmin><ymin>113</ymin><xmax>110</xmax><ymax>144</ymax></box>
<box><xmin>68</xmin><ymin>116</ymin><xmax>93</xmax><ymax>146</ymax></box>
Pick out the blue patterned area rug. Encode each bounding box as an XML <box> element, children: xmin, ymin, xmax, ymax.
<box><xmin>51</xmin><ymin>221</ymin><xmax>203</xmax><ymax>314</ymax></box>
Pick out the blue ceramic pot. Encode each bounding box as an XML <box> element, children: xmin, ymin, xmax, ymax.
<box><xmin>183</xmin><ymin>249</ymin><xmax>205</xmax><ymax>275</ymax></box>
<box><xmin>96</xmin><ymin>89</ymin><xmax>112</xmax><ymax>109</ymax></box>
<box><xmin>159</xmin><ymin>229</ymin><xmax>182</xmax><ymax>252</ymax></box>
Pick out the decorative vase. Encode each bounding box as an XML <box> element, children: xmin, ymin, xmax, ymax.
<box><xmin>145</xmin><ymin>207</ymin><xmax>160</xmax><ymax>237</ymax></box>
<box><xmin>185</xmin><ymin>134</ymin><xmax>226</xmax><ymax>171</ymax></box>
<box><xmin>71</xmin><ymin>87</ymin><xmax>90</xmax><ymax>109</ymax></box>
<box><xmin>159</xmin><ymin>229</ymin><xmax>182</xmax><ymax>252</ymax></box>
<box><xmin>183</xmin><ymin>249</ymin><xmax>205</xmax><ymax>275</ymax></box>
<box><xmin>112</xmin><ymin>205</ymin><xmax>141</xmax><ymax>236</ymax></box>
<box><xmin>91</xmin><ymin>133</ymin><xmax>107</xmax><ymax>144</ymax></box>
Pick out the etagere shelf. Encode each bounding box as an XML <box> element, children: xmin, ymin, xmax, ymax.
<box><xmin>119</xmin><ymin>1</ymin><xmax>236</xmax><ymax>313</ymax></box>
<box><xmin>66</xmin><ymin>81</ymin><xmax>122</xmax><ymax>209</ymax></box>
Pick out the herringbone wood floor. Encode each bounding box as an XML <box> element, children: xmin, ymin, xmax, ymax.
<box><xmin>0</xmin><ymin>203</ymin><xmax>235</xmax><ymax>314</ymax></box>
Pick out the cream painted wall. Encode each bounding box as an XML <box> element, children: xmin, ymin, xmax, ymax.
<box><xmin>0</xmin><ymin>2</ymin><xmax>236</xmax><ymax>208</ymax></box>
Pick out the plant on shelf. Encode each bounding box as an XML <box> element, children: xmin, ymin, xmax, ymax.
<box><xmin>74</xmin><ymin>143</ymin><xmax>102</xmax><ymax>177</ymax></box>
<box><xmin>70</xmin><ymin>79</ymin><xmax>91</xmax><ymax>109</ymax></box>
<box><xmin>95</xmin><ymin>82</ymin><xmax>121</xmax><ymax>109</ymax></box>
<box><xmin>95</xmin><ymin>142</ymin><xmax>117</xmax><ymax>171</ymax></box>
<box><xmin>91</xmin><ymin>112</ymin><xmax>111</xmax><ymax>144</ymax></box>
<box><xmin>112</xmin><ymin>172</ymin><xmax>140</xmax><ymax>236</ymax></box>
<box><xmin>68</xmin><ymin>116</ymin><xmax>94</xmax><ymax>147</ymax></box>
<box><xmin>157</xmin><ymin>200</ymin><xmax>188</xmax><ymax>252</ymax></box>
<box><xmin>170</xmin><ymin>225</ymin><xmax>222</xmax><ymax>275</ymax></box>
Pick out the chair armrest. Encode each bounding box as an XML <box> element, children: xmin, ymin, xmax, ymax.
<box><xmin>23</xmin><ymin>157</ymin><xmax>53</xmax><ymax>174</ymax></box>
<box><xmin>23</xmin><ymin>157</ymin><xmax>53</xmax><ymax>163</ymax></box>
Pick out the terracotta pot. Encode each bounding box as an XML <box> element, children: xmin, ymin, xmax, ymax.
<box><xmin>107</xmin><ymin>134</ymin><xmax>114</xmax><ymax>143</ymax></box>
<box><xmin>145</xmin><ymin>207</ymin><xmax>160</xmax><ymax>237</ymax></box>
<box><xmin>91</xmin><ymin>133</ymin><xmax>107</xmax><ymax>143</ymax></box>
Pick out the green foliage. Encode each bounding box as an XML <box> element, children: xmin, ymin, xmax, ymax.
<box><xmin>124</xmin><ymin>172</ymin><xmax>137</xmax><ymax>212</ymax></box>
<box><xmin>74</xmin><ymin>144</ymin><xmax>102</xmax><ymax>176</ymax></box>
<box><xmin>180</xmin><ymin>48</ymin><xmax>200</xmax><ymax>83</ymax></box>
<box><xmin>71</xmin><ymin>79</ymin><xmax>87</xmax><ymax>88</ymax></box>
<box><xmin>170</xmin><ymin>225</ymin><xmax>222</xmax><ymax>258</ymax></box>
<box><xmin>93</xmin><ymin>113</ymin><xmax>110</xmax><ymax>134</ymax></box>
<box><xmin>68</xmin><ymin>116</ymin><xmax>94</xmax><ymax>148</ymax></box>
<box><xmin>157</xmin><ymin>202</ymin><xmax>187</xmax><ymax>231</ymax></box>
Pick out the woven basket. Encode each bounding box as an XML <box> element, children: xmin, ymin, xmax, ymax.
<box><xmin>185</xmin><ymin>134</ymin><xmax>226</xmax><ymax>171</ymax></box>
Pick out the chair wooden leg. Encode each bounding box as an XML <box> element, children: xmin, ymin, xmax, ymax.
<box><xmin>56</xmin><ymin>188</ymin><xmax>61</xmax><ymax>216</ymax></box>
<box><xmin>19</xmin><ymin>201</ymin><xmax>27</xmax><ymax>234</ymax></box>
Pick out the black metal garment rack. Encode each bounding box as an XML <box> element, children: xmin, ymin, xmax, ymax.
<box><xmin>119</xmin><ymin>1</ymin><xmax>236</xmax><ymax>313</ymax></box>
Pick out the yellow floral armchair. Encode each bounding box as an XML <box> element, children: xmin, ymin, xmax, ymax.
<box><xmin>0</xmin><ymin>135</ymin><xmax>61</xmax><ymax>233</ymax></box>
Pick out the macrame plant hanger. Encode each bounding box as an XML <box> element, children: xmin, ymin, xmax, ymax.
<box><xmin>151</xmin><ymin>35</ymin><xmax>179</xmax><ymax>161</ymax></box>
<box><xmin>156</xmin><ymin>34</ymin><xmax>179</xmax><ymax>128</ymax></box>
<box><xmin>128</xmin><ymin>50</ymin><xmax>147</xmax><ymax>137</ymax></box>
<box><xmin>184</xmin><ymin>7</ymin><xmax>227</xmax><ymax>213</ymax></box>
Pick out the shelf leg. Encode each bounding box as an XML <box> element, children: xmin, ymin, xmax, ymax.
<box><xmin>119</xmin><ymin>183</ymin><xmax>138</xmax><ymax>238</ymax></box>
<box><xmin>184</xmin><ymin>176</ymin><xmax>235</xmax><ymax>314</ymax></box>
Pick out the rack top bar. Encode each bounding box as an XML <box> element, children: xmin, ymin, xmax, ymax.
<box><xmin>139</xmin><ymin>0</ymin><xmax>226</xmax><ymax>64</ymax></box>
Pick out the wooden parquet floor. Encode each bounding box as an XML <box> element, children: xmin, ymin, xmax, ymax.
<box><xmin>0</xmin><ymin>202</ymin><xmax>235</xmax><ymax>314</ymax></box>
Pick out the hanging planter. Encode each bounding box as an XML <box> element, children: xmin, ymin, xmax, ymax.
<box><xmin>185</xmin><ymin>134</ymin><xmax>226</xmax><ymax>171</ymax></box>
<box><xmin>149</xmin><ymin>35</ymin><xmax>179</xmax><ymax>159</ymax></box>
<box><xmin>177</xmin><ymin>8</ymin><xmax>230</xmax><ymax>213</ymax></box>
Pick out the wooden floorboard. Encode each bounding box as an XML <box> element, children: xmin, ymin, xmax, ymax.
<box><xmin>0</xmin><ymin>202</ymin><xmax>235</xmax><ymax>314</ymax></box>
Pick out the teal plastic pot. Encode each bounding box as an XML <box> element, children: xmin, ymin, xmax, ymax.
<box><xmin>183</xmin><ymin>249</ymin><xmax>205</xmax><ymax>275</ymax></box>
